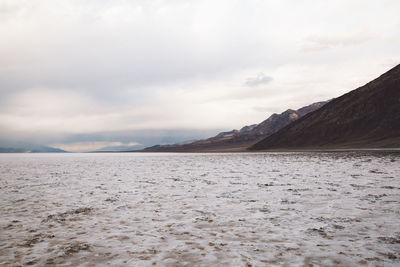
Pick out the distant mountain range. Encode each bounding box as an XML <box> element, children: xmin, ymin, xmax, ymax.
<box><xmin>143</xmin><ymin>101</ymin><xmax>328</xmax><ymax>152</ymax></box>
<box><xmin>250</xmin><ymin>64</ymin><xmax>400</xmax><ymax>150</ymax></box>
<box><xmin>0</xmin><ymin>143</ymin><xmax>67</xmax><ymax>153</ymax></box>
<box><xmin>3</xmin><ymin>64</ymin><xmax>398</xmax><ymax>153</ymax></box>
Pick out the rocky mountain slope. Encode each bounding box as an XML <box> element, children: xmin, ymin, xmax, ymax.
<box><xmin>250</xmin><ymin>64</ymin><xmax>400</xmax><ymax>150</ymax></box>
<box><xmin>144</xmin><ymin>101</ymin><xmax>327</xmax><ymax>152</ymax></box>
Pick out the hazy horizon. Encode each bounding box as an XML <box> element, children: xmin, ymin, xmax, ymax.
<box><xmin>1</xmin><ymin>0</ymin><xmax>400</xmax><ymax>151</ymax></box>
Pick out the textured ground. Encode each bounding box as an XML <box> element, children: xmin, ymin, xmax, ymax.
<box><xmin>0</xmin><ymin>152</ymin><xmax>399</xmax><ymax>266</ymax></box>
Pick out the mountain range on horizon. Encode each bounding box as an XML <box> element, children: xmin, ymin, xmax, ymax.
<box><xmin>250</xmin><ymin>63</ymin><xmax>400</xmax><ymax>150</ymax></box>
<box><xmin>142</xmin><ymin>100</ymin><xmax>328</xmax><ymax>152</ymax></box>
<box><xmin>144</xmin><ymin>63</ymin><xmax>400</xmax><ymax>152</ymax></box>
<box><xmin>2</xmin><ymin>64</ymin><xmax>399</xmax><ymax>153</ymax></box>
<box><xmin>0</xmin><ymin>143</ymin><xmax>66</xmax><ymax>153</ymax></box>
<box><xmin>0</xmin><ymin>101</ymin><xmax>329</xmax><ymax>153</ymax></box>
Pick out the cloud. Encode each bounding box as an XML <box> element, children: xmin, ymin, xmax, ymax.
<box><xmin>244</xmin><ymin>73</ymin><xmax>272</xmax><ymax>87</ymax></box>
<box><xmin>302</xmin><ymin>33</ymin><xmax>373</xmax><ymax>52</ymax></box>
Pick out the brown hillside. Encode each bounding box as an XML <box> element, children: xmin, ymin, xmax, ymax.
<box><xmin>250</xmin><ymin>64</ymin><xmax>400</xmax><ymax>150</ymax></box>
<box><xmin>143</xmin><ymin>101</ymin><xmax>327</xmax><ymax>152</ymax></box>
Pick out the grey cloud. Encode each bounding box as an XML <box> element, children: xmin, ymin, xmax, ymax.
<box><xmin>244</xmin><ymin>73</ymin><xmax>272</xmax><ymax>87</ymax></box>
<box><xmin>302</xmin><ymin>33</ymin><xmax>373</xmax><ymax>52</ymax></box>
<box><xmin>0</xmin><ymin>1</ymin><xmax>281</xmax><ymax>100</ymax></box>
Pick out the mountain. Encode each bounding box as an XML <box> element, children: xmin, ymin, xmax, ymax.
<box><xmin>0</xmin><ymin>143</ymin><xmax>67</xmax><ymax>153</ymax></box>
<box><xmin>143</xmin><ymin>100</ymin><xmax>328</xmax><ymax>152</ymax></box>
<box><xmin>250</xmin><ymin>64</ymin><xmax>400</xmax><ymax>150</ymax></box>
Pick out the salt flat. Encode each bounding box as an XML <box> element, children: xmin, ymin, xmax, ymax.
<box><xmin>0</xmin><ymin>152</ymin><xmax>399</xmax><ymax>266</ymax></box>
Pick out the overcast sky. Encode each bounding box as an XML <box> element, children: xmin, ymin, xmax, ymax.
<box><xmin>1</xmin><ymin>0</ymin><xmax>399</xmax><ymax>151</ymax></box>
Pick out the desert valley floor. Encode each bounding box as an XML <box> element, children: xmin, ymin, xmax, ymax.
<box><xmin>1</xmin><ymin>152</ymin><xmax>399</xmax><ymax>266</ymax></box>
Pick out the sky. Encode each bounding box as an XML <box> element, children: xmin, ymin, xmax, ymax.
<box><xmin>0</xmin><ymin>0</ymin><xmax>399</xmax><ymax>151</ymax></box>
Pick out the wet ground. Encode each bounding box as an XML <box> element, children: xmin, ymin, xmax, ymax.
<box><xmin>0</xmin><ymin>152</ymin><xmax>399</xmax><ymax>266</ymax></box>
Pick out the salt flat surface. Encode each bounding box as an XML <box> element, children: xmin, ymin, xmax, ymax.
<box><xmin>0</xmin><ymin>152</ymin><xmax>399</xmax><ymax>266</ymax></box>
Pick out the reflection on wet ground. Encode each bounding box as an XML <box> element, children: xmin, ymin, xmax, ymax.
<box><xmin>0</xmin><ymin>152</ymin><xmax>399</xmax><ymax>266</ymax></box>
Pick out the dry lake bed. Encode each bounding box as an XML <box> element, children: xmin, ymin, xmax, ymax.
<box><xmin>0</xmin><ymin>152</ymin><xmax>399</xmax><ymax>266</ymax></box>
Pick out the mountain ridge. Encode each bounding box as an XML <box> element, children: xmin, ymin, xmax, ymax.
<box><xmin>250</xmin><ymin>64</ymin><xmax>400</xmax><ymax>150</ymax></box>
<box><xmin>142</xmin><ymin>100</ymin><xmax>328</xmax><ymax>152</ymax></box>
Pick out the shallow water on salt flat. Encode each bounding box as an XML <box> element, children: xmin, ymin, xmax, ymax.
<box><xmin>0</xmin><ymin>152</ymin><xmax>399</xmax><ymax>266</ymax></box>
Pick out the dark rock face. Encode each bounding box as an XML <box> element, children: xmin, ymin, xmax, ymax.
<box><xmin>248</xmin><ymin>101</ymin><xmax>327</xmax><ymax>138</ymax></box>
<box><xmin>250</xmin><ymin>64</ymin><xmax>400</xmax><ymax>150</ymax></box>
<box><xmin>144</xmin><ymin>101</ymin><xmax>327</xmax><ymax>152</ymax></box>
